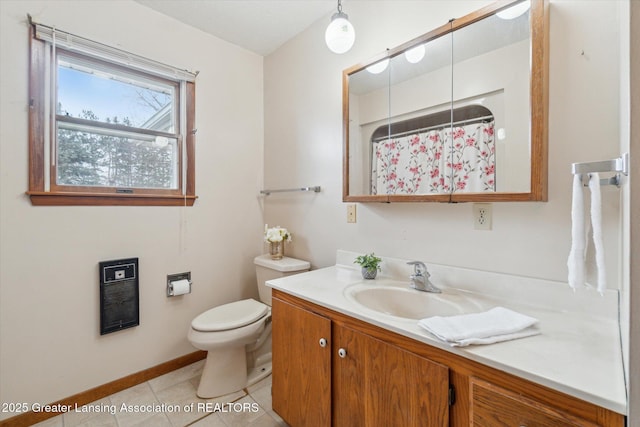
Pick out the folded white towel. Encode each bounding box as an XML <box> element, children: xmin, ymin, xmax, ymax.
<box><xmin>447</xmin><ymin>329</ymin><xmax>541</xmax><ymax>347</ymax></box>
<box><xmin>418</xmin><ymin>307</ymin><xmax>540</xmax><ymax>347</ymax></box>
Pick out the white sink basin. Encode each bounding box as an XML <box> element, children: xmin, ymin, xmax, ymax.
<box><xmin>344</xmin><ymin>281</ymin><xmax>477</xmax><ymax>320</ymax></box>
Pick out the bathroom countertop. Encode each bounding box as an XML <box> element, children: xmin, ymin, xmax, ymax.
<box><xmin>266</xmin><ymin>250</ymin><xmax>627</xmax><ymax>415</ymax></box>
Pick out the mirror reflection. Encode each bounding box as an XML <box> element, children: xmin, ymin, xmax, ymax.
<box><xmin>377</xmin><ymin>33</ymin><xmax>453</xmax><ymax>196</ymax></box>
<box><xmin>344</xmin><ymin>0</ymin><xmax>547</xmax><ymax>202</ymax></box>
<box><xmin>347</xmin><ymin>57</ymin><xmax>390</xmax><ymax>198</ymax></box>
<box><xmin>452</xmin><ymin>7</ymin><xmax>531</xmax><ymax>193</ymax></box>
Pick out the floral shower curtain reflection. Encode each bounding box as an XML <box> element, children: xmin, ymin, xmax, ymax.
<box><xmin>371</xmin><ymin>121</ymin><xmax>496</xmax><ymax>195</ymax></box>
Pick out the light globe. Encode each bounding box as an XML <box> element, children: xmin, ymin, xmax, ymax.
<box><xmin>325</xmin><ymin>12</ymin><xmax>355</xmax><ymax>54</ymax></box>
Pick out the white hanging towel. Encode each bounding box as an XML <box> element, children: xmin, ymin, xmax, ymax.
<box><xmin>567</xmin><ymin>174</ymin><xmax>586</xmax><ymax>289</ymax></box>
<box><xmin>589</xmin><ymin>173</ymin><xmax>607</xmax><ymax>294</ymax></box>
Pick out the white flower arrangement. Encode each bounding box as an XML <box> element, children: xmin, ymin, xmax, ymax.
<box><xmin>264</xmin><ymin>225</ymin><xmax>292</xmax><ymax>243</ymax></box>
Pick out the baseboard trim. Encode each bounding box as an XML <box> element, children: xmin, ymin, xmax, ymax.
<box><xmin>0</xmin><ymin>350</ymin><xmax>206</xmax><ymax>427</ymax></box>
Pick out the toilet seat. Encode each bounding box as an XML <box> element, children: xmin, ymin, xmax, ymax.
<box><xmin>191</xmin><ymin>299</ymin><xmax>268</xmax><ymax>332</ymax></box>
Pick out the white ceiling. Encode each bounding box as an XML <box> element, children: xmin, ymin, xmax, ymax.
<box><xmin>134</xmin><ymin>0</ymin><xmax>337</xmax><ymax>56</ymax></box>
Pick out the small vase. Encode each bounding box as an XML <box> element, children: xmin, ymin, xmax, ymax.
<box><xmin>269</xmin><ymin>240</ymin><xmax>284</xmax><ymax>260</ymax></box>
<box><xmin>361</xmin><ymin>267</ymin><xmax>377</xmax><ymax>280</ymax></box>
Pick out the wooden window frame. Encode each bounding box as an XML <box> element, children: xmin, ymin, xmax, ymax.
<box><xmin>27</xmin><ymin>25</ymin><xmax>197</xmax><ymax>206</ymax></box>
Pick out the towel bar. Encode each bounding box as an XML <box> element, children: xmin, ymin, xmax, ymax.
<box><xmin>260</xmin><ymin>186</ymin><xmax>321</xmax><ymax>196</ymax></box>
<box><xmin>571</xmin><ymin>153</ymin><xmax>629</xmax><ymax>187</ymax></box>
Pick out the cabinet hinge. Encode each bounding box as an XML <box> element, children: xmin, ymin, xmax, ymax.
<box><xmin>448</xmin><ymin>385</ymin><xmax>456</xmax><ymax>406</ymax></box>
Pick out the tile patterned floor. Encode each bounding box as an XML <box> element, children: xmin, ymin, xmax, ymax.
<box><xmin>32</xmin><ymin>360</ymin><xmax>288</xmax><ymax>427</ymax></box>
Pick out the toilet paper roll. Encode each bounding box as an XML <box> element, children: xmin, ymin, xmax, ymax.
<box><xmin>170</xmin><ymin>279</ymin><xmax>191</xmax><ymax>296</ymax></box>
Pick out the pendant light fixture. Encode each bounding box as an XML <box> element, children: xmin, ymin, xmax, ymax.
<box><xmin>325</xmin><ymin>0</ymin><xmax>355</xmax><ymax>54</ymax></box>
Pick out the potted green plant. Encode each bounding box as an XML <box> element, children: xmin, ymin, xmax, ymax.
<box><xmin>354</xmin><ymin>253</ymin><xmax>382</xmax><ymax>280</ymax></box>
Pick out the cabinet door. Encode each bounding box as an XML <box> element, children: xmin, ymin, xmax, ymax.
<box><xmin>272</xmin><ymin>298</ymin><xmax>332</xmax><ymax>427</ymax></box>
<box><xmin>470</xmin><ymin>377</ymin><xmax>600</xmax><ymax>427</ymax></box>
<box><xmin>332</xmin><ymin>322</ymin><xmax>366</xmax><ymax>425</ymax></box>
<box><xmin>334</xmin><ymin>324</ymin><xmax>450</xmax><ymax>427</ymax></box>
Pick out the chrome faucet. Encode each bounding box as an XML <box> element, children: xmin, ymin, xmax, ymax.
<box><xmin>407</xmin><ymin>261</ymin><xmax>441</xmax><ymax>293</ymax></box>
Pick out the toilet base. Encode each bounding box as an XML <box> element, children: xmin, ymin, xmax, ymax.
<box><xmin>247</xmin><ymin>353</ymin><xmax>272</xmax><ymax>387</ymax></box>
<box><xmin>197</xmin><ymin>347</ymin><xmax>247</xmax><ymax>399</ymax></box>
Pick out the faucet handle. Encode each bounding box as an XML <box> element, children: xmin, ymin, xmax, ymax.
<box><xmin>407</xmin><ymin>261</ymin><xmax>428</xmax><ymax>276</ymax></box>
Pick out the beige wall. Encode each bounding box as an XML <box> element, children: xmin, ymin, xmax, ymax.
<box><xmin>264</xmin><ymin>0</ymin><xmax>629</xmax><ymax>405</ymax></box>
<box><xmin>265</xmin><ymin>0</ymin><xmax>623</xmax><ymax>284</ymax></box>
<box><xmin>0</xmin><ymin>0</ymin><xmax>632</xmax><ymax>420</ymax></box>
<box><xmin>264</xmin><ymin>0</ymin><xmax>629</xmax><ymax>414</ymax></box>
<box><xmin>0</xmin><ymin>0</ymin><xmax>265</xmax><ymax>417</ymax></box>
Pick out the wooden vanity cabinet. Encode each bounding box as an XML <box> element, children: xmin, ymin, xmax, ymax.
<box><xmin>272</xmin><ymin>296</ymin><xmax>449</xmax><ymax>427</ymax></box>
<box><xmin>272</xmin><ymin>291</ymin><xmax>625</xmax><ymax>427</ymax></box>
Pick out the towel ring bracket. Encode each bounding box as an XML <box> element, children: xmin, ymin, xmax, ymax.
<box><xmin>571</xmin><ymin>153</ymin><xmax>629</xmax><ymax>188</ymax></box>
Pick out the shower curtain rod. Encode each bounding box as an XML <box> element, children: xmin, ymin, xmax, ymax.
<box><xmin>371</xmin><ymin>114</ymin><xmax>494</xmax><ymax>142</ymax></box>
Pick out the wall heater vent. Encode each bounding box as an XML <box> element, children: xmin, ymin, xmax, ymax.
<box><xmin>99</xmin><ymin>258</ymin><xmax>139</xmax><ymax>335</ymax></box>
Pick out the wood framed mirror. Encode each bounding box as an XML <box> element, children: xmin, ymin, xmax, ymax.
<box><xmin>343</xmin><ymin>0</ymin><xmax>548</xmax><ymax>202</ymax></box>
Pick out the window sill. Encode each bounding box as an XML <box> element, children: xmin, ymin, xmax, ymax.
<box><xmin>26</xmin><ymin>191</ymin><xmax>197</xmax><ymax>206</ymax></box>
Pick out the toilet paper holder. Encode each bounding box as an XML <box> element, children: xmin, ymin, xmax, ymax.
<box><xmin>167</xmin><ymin>272</ymin><xmax>192</xmax><ymax>297</ymax></box>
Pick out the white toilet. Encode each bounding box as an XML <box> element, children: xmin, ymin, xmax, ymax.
<box><xmin>188</xmin><ymin>254</ymin><xmax>310</xmax><ymax>398</ymax></box>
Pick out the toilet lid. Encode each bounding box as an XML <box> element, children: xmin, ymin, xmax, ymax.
<box><xmin>253</xmin><ymin>254</ymin><xmax>310</xmax><ymax>272</ymax></box>
<box><xmin>191</xmin><ymin>299</ymin><xmax>269</xmax><ymax>332</ymax></box>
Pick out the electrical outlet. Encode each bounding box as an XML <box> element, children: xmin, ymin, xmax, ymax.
<box><xmin>473</xmin><ymin>203</ymin><xmax>492</xmax><ymax>230</ymax></box>
<box><xmin>347</xmin><ymin>204</ymin><xmax>357</xmax><ymax>223</ymax></box>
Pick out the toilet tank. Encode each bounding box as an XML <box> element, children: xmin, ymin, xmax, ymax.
<box><xmin>254</xmin><ymin>255</ymin><xmax>310</xmax><ymax>306</ymax></box>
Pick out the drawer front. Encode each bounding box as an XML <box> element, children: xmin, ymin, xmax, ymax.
<box><xmin>470</xmin><ymin>378</ymin><xmax>599</xmax><ymax>427</ymax></box>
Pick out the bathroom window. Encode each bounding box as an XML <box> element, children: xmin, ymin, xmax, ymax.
<box><xmin>27</xmin><ymin>21</ymin><xmax>197</xmax><ymax>206</ymax></box>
